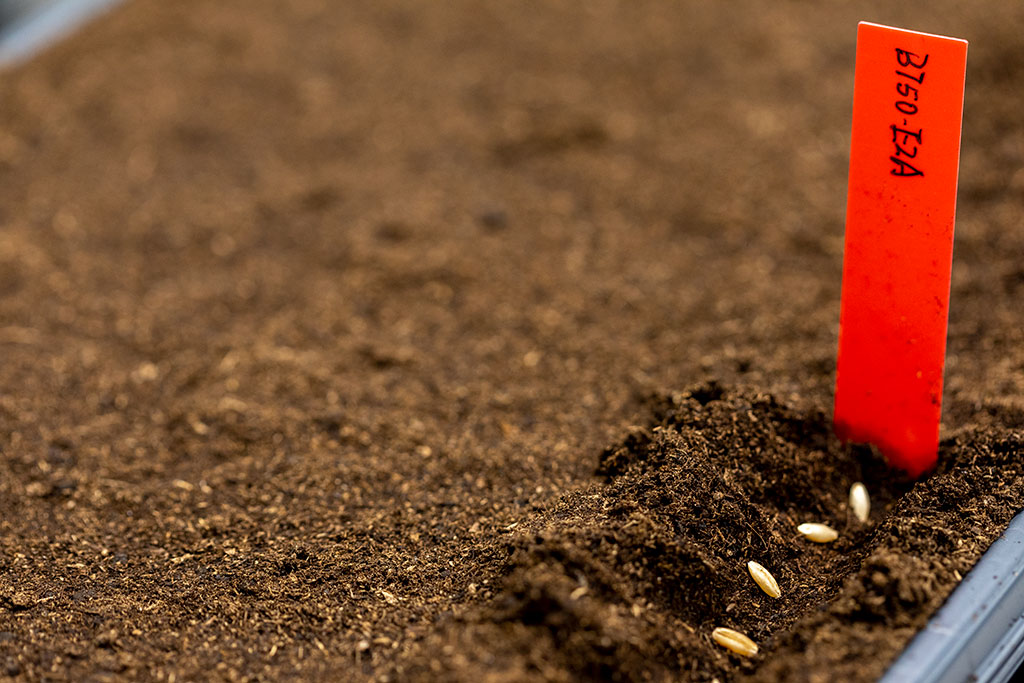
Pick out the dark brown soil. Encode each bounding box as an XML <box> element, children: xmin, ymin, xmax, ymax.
<box><xmin>396</xmin><ymin>384</ymin><xmax>1024</xmax><ymax>682</ymax></box>
<box><xmin>1</xmin><ymin>1</ymin><xmax>1023</xmax><ymax>681</ymax></box>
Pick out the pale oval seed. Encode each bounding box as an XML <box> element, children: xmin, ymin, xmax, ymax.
<box><xmin>711</xmin><ymin>627</ymin><xmax>758</xmax><ymax>657</ymax></box>
<box><xmin>797</xmin><ymin>522</ymin><xmax>838</xmax><ymax>543</ymax></box>
<box><xmin>850</xmin><ymin>482</ymin><xmax>871</xmax><ymax>523</ymax></box>
<box><xmin>747</xmin><ymin>560</ymin><xmax>781</xmax><ymax>598</ymax></box>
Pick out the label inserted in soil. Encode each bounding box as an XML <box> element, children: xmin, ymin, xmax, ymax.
<box><xmin>835</xmin><ymin>22</ymin><xmax>967</xmax><ymax>477</ymax></box>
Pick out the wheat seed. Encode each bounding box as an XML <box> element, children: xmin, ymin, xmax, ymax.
<box><xmin>747</xmin><ymin>560</ymin><xmax>781</xmax><ymax>598</ymax></box>
<box><xmin>711</xmin><ymin>627</ymin><xmax>758</xmax><ymax>657</ymax></box>
<box><xmin>850</xmin><ymin>482</ymin><xmax>870</xmax><ymax>523</ymax></box>
<box><xmin>797</xmin><ymin>522</ymin><xmax>838</xmax><ymax>543</ymax></box>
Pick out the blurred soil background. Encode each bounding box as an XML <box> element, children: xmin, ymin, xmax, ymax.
<box><xmin>0</xmin><ymin>1</ymin><xmax>1022</xmax><ymax>681</ymax></box>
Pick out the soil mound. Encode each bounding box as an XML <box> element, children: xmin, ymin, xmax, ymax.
<box><xmin>393</xmin><ymin>383</ymin><xmax>1024</xmax><ymax>682</ymax></box>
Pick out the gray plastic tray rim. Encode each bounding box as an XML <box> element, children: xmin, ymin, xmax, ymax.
<box><xmin>880</xmin><ymin>509</ymin><xmax>1024</xmax><ymax>683</ymax></box>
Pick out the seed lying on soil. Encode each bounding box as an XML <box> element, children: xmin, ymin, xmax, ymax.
<box><xmin>711</xmin><ymin>627</ymin><xmax>758</xmax><ymax>657</ymax></box>
<box><xmin>747</xmin><ymin>560</ymin><xmax>781</xmax><ymax>598</ymax></box>
<box><xmin>797</xmin><ymin>522</ymin><xmax>839</xmax><ymax>543</ymax></box>
<box><xmin>850</xmin><ymin>482</ymin><xmax>871</xmax><ymax>523</ymax></box>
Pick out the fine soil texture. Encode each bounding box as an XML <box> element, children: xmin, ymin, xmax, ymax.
<box><xmin>1</xmin><ymin>2</ymin><xmax>1023</xmax><ymax>682</ymax></box>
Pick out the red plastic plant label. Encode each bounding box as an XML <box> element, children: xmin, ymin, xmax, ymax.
<box><xmin>834</xmin><ymin>22</ymin><xmax>968</xmax><ymax>477</ymax></box>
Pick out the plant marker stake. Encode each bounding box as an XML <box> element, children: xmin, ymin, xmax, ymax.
<box><xmin>834</xmin><ymin>23</ymin><xmax>967</xmax><ymax>477</ymax></box>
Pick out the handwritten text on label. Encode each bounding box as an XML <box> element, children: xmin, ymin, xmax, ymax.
<box><xmin>890</xmin><ymin>48</ymin><xmax>929</xmax><ymax>177</ymax></box>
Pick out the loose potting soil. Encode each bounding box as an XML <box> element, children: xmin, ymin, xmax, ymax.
<box><xmin>1</xmin><ymin>1</ymin><xmax>1023</xmax><ymax>682</ymax></box>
